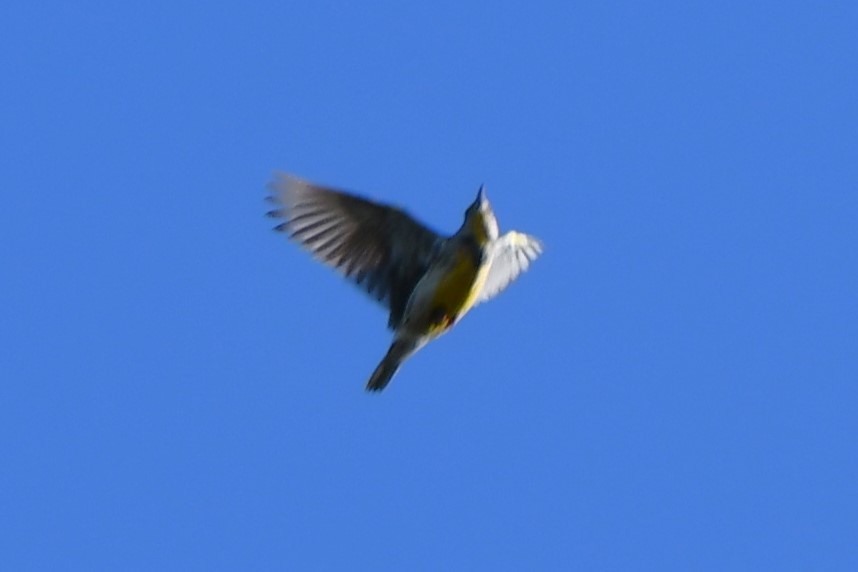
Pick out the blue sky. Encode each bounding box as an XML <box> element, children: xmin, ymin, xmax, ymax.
<box><xmin>3</xmin><ymin>1</ymin><xmax>857</xmax><ymax>570</ymax></box>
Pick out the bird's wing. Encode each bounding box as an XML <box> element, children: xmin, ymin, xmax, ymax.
<box><xmin>476</xmin><ymin>231</ymin><xmax>543</xmax><ymax>304</ymax></box>
<box><xmin>267</xmin><ymin>173</ymin><xmax>444</xmax><ymax>328</ymax></box>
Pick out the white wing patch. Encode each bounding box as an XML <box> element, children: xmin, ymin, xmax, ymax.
<box><xmin>476</xmin><ymin>231</ymin><xmax>543</xmax><ymax>303</ymax></box>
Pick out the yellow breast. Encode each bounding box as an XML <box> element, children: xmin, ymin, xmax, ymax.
<box><xmin>425</xmin><ymin>248</ymin><xmax>489</xmax><ymax>334</ymax></box>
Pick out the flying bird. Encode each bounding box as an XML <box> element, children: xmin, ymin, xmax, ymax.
<box><xmin>267</xmin><ymin>173</ymin><xmax>543</xmax><ymax>391</ymax></box>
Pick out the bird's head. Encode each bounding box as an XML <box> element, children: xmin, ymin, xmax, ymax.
<box><xmin>462</xmin><ymin>185</ymin><xmax>499</xmax><ymax>245</ymax></box>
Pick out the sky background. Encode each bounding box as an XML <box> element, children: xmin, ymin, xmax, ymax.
<box><xmin>2</xmin><ymin>1</ymin><xmax>857</xmax><ymax>570</ymax></box>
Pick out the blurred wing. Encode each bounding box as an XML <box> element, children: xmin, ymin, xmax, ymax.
<box><xmin>267</xmin><ymin>173</ymin><xmax>443</xmax><ymax>328</ymax></box>
<box><xmin>476</xmin><ymin>231</ymin><xmax>543</xmax><ymax>303</ymax></box>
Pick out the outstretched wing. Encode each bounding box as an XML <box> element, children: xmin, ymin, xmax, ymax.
<box><xmin>476</xmin><ymin>231</ymin><xmax>543</xmax><ymax>303</ymax></box>
<box><xmin>267</xmin><ymin>173</ymin><xmax>444</xmax><ymax>328</ymax></box>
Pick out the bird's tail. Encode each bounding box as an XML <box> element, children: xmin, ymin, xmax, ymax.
<box><xmin>366</xmin><ymin>338</ymin><xmax>417</xmax><ymax>392</ymax></box>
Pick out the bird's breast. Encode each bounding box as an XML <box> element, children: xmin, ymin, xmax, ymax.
<box><xmin>402</xmin><ymin>244</ymin><xmax>490</xmax><ymax>337</ymax></box>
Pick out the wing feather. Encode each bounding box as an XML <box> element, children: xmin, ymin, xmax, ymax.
<box><xmin>267</xmin><ymin>173</ymin><xmax>443</xmax><ymax>328</ymax></box>
<box><xmin>476</xmin><ymin>231</ymin><xmax>543</xmax><ymax>304</ymax></box>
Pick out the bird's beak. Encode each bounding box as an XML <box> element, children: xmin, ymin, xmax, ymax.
<box><xmin>476</xmin><ymin>185</ymin><xmax>487</xmax><ymax>206</ymax></box>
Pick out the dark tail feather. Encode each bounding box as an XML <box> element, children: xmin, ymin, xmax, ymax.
<box><xmin>366</xmin><ymin>339</ymin><xmax>415</xmax><ymax>392</ymax></box>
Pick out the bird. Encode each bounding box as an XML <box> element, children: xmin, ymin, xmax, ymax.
<box><xmin>266</xmin><ymin>173</ymin><xmax>543</xmax><ymax>392</ymax></box>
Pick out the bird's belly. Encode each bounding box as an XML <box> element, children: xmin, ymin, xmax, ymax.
<box><xmin>402</xmin><ymin>250</ymin><xmax>489</xmax><ymax>337</ymax></box>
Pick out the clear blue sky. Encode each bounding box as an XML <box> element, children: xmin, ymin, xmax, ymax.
<box><xmin>3</xmin><ymin>2</ymin><xmax>857</xmax><ymax>570</ymax></box>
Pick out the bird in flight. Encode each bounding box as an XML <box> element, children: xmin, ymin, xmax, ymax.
<box><xmin>267</xmin><ymin>173</ymin><xmax>543</xmax><ymax>392</ymax></box>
